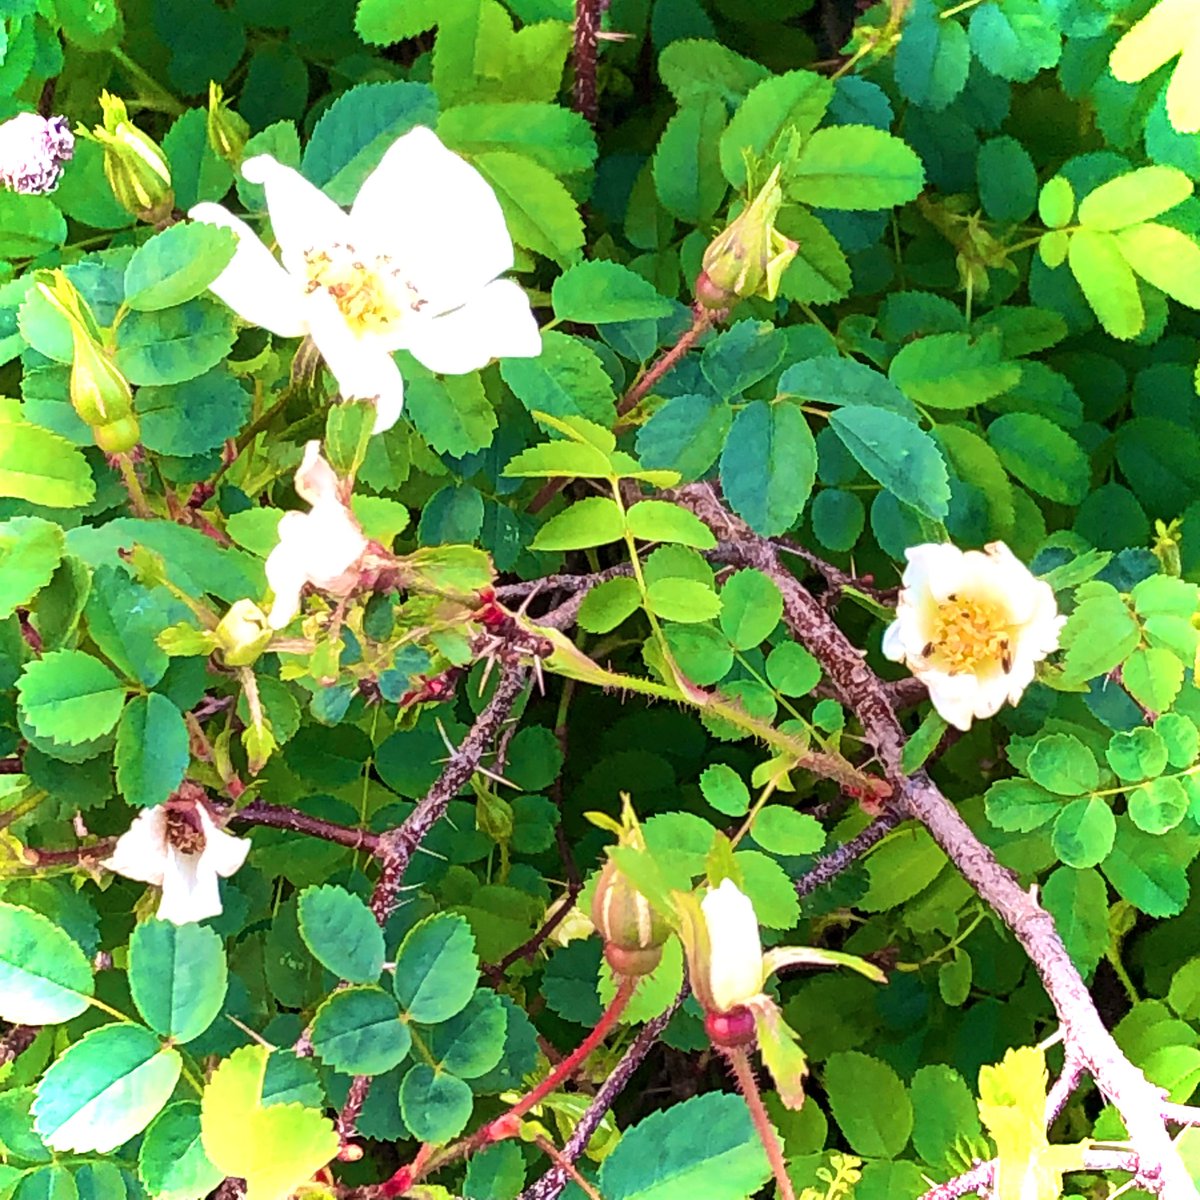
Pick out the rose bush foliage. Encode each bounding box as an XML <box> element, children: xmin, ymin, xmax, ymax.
<box><xmin>3</xmin><ymin>1</ymin><xmax>1200</xmax><ymax>1199</ymax></box>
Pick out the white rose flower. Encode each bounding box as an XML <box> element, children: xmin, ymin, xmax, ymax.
<box><xmin>190</xmin><ymin>126</ymin><xmax>541</xmax><ymax>433</ymax></box>
<box><xmin>264</xmin><ymin>441</ymin><xmax>368</xmax><ymax>629</ymax></box>
<box><xmin>702</xmin><ymin>879</ymin><xmax>766</xmax><ymax>1012</ymax></box>
<box><xmin>882</xmin><ymin>541</ymin><xmax>1066</xmax><ymax>732</ymax></box>
<box><xmin>103</xmin><ymin>801</ymin><xmax>250</xmax><ymax>925</ymax></box>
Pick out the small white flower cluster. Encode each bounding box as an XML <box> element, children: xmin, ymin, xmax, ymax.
<box><xmin>883</xmin><ymin>541</ymin><xmax>1066</xmax><ymax>731</ymax></box>
<box><xmin>0</xmin><ymin>112</ymin><xmax>74</xmax><ymax>195</ymax></box>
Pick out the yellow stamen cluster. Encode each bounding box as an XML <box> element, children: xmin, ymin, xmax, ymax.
<box><xmin>926</xmin><ymin>595</ymin><xmax>1012</xmax><ymax>675</ymax></box>
<box><xmin>303</xmin><ymin>243</ymin><xmax>415</xmax><ymax>336</ymax></box>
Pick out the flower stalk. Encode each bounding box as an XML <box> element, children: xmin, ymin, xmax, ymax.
<box><xmin>725</xmin><ymin>1046</ymin><xmax>796</xmax><ymax>1200</ymax></box>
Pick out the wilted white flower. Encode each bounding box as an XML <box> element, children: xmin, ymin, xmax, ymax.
<box><xmin>0</xmin><ymin>112</ymin><xmax>74</xmax><ymax>195</ymax></box>
<box><xmin>883</xmin><ymin>541</ymin><xmax>1066</xmax><ymax>732</ymax></box>
<box><xmin>264</xmin><ymin>440</ymin><xmax>368</xmax><ymax>628</ymax></box>
<box><xmin>103</xmin><ymin>799</ymin><xmax>249</xmax><ymax>925</ymax></box>
<box><xmin>190</xmin><ymin>125</ymin><xmax>541</xmax><ymax>433</ymax></box>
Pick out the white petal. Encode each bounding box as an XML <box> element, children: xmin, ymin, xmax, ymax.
<box><xmin>195</xmin><ymin>806</ymin><xmax>252</xmax><ymax>878</ymax></box>
<box><xmin>293</xmin><ymin>440</ymin><xmax>341</xmax><ymax>507</ymax></box>
<box><xmin>903</xmin><ymin>543</ymin><xmax>970</xmax><ymax>604</ymax></box>
<box><xmin>241</xmin><ymin>155</ymin><xmax>353</xmax><ymax>279</ymax></box>
<box><xmin>189</xmin><ymin>204</ymin><xmax>308</xmax><ymax>337</ymax></box>
<box><xmin>882</xmin><ymin>619</ymin><xmax>906</xmax><ymax>663</ymax></box>
<box><xmin>102</xmin><ymin>807</ymin><xmax>169</xmax><ymax>886</ymax></box>
<box><xmin>156</xmin><ymin>848</ymin><xmax>222</xmax><ymax>925</ymax></box>
<box><xmin>405</xmin><ymin>279</ymin><xmax>542</xmax><ymax>376</ymax></box>
<box><xmin>304</xmin><ymin>503</ymin><xmax>369</xmax><ymax>587</ymax></box>
<box><xmin>306</xmin><ymin>293</ymin><xmax>406</xmax><ymax>433</ymax></box>
<box><xmin>923</xmin><ymin>672</ymin><xmax>984</xmax><ymax>732</ymax></box>
<box><xmin>265</xmin><ymin>513</ymin><xmax>310</xmax><ymax>628</ymax></box>
<box><xmin>702</xmin><ymin>879</ymin><xmax>765</xmax><ymax>1012</ymax></box>
<box><xmin>350</xmin><ymin>126</ymin><xmax>514</xmax><ymax>311</ymax></box>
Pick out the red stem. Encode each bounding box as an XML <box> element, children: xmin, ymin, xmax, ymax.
<box><xmin>724</xmin><ymin>1047</ymin><xmax>795</xmax><ymax>1200</ymax></box>
<box><xmin>616</xmin><ymin>309</ymin><xmax>712</xmax><ymax>420</ymax></box>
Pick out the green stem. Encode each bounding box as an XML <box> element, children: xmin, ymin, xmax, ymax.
<box><xmin>109</xmin><ymin>49</ymin><xmax>186</xmax><ymax>116</ymax></box>
<box><xmin>725</xmin><ymin>1047</ymin><xmax>795</xmax><ymax>1200</ymax></box>
<box><xmin>116</xmin><ymin>453</ymin><xmax>152</xmax><ymax>518</ymax></box>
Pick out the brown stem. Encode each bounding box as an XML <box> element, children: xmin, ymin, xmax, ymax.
<box><xmin>0</xmin><ymin>1024</ymin><xmax>38</xmax><ymax>1065</ymax></box>
<box><xmin>0</xmin><ymin>756</ymin><xmax>23</xmax><ymax>774</ymax></box>
<box><xmin>232</xmin><ymin>800</ymin><xmax>380</xmax><ymax>853</ymax></box>
<box><xmin>919</xmin><ymin>1150</ymin><xmax>1140</xmax><ymax>1200</ymax></box>
<box><xmin>724</xmin><ymin>1047</ymin><xmax>795</xmax><ymax>1200</ymax></box>
<box><xmin>793</xmin><ymin>809</ymin><xmax>904</xmax><ymax>900</ymax></box>
<box><xmin>573</xmin><ymin>0</ymin><xmax>601</xmax><ymax>124</ymax></box>
<box><xmin>488</xmin><ymin>881</ymin><xmax>584</xmax><ymax>979</ymax></box>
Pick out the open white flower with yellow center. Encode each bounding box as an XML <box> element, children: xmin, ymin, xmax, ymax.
<box><xmin>190</xmin><ymin>126</ymin><xmax>541</xmax><ymax>433</ymax></box>
<box><xmin>883</xmin><ymin>541</ymin><xmax>1066</xmax><ymax>732</ymax></box>
<box><xmin>103</xmin><ymin>798</ymin><xmax>250</xmax><ymax>925</ymax></box>
<box><xmin>265</xmin><ymin>441</ymin><xmax>368</xmax><ymax>629</ymax></box>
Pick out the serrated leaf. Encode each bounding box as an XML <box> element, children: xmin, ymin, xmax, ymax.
<box><xmin>1109</xmin><ymin>0</ymin><xmax>1200</xmax><ymax>134</ymax></box>
<box><xmin>501</xmin><ymin>332</ymin><xmax>615</xmax><ymax>426</ymax></box>
<box><xmin>33</xmin><ymin>1023</ymin><xmax>181</xmax><ymax>1152</ymax></box>
<box><xmin>438</xmin><ymin>101</ymin><xmax>596</xmax><ymax>176</ymax></box>
<box><xmin>532</xmin><ymin>497</ymin><xmax>625</xmax><ymax>551</ymax></box>
<box><xmin>115</xmin><ymin>694</ymin><xmax>190</xmax><ymax>808</ymax></box>
<box><xmin>889</xmin><ymin>333</ymin><xmax>1021</xmax><ymax>410</ymax></box>
<box><xmin>399</xmin><ymin>1064</ymin><xmax>473</xmax><ymax>1144</ymax></box>
<box><xmin>129</xmin><ymin>920</ymin><xmax>227</xmax><ymax>1043</ymax></box>
<box><xmin>0</xmin><ymin>423</ymin><xmax>95</xmax><ymax>509</ymax></box>
<box><xmin>894</xmin><ymin>0</ymin><xmax>970</xmax><ymax>110</ymax></box>
<box><xmin>653</xmin><ymin>97</ymin><xmax>728</xmax><ymax>224</ymax></box>
<box><xmin>626</xmin><ymin>501</ymin><xmax>715</xmax><ymax>550</ymax></box>
<box><xmin>577</xmin><ymin>576</ymin><xmax>642</xmax><ymax>634</ymax></box>
<box><xmin>296</xmin><ymin>885</ymin><xmax>386</xmax><ymax>984</ymax></box>
<box><xmin>787</xmin><ymin>124</ymin><xmax>924</xmax><ymax>211</ymax></box>
<box><xmin>394</xmin><ymin>913</ymin><xmax>479</xmax><ymax>1023</ymax></box>
<box><xmin>1115</xmin><ymin>222</ymin><xmax>1200</xmax><ymax>309</ymax></box>
<box><xmin>988</xmin><ymin>413</ymin><xmax>1090</xmax><ymax>505</ymax></box>
<box><xmin>551</xmin><ymin>261</ymin><xmax>674</xmax><ymax>325</ymax></box>
<box><xmin>1067</xmin><ymin>228</ymin><xmax>1144</xmax><ymax>340</ymax></box>
<box><xmin>0</xmin><ymin>902</ymin><xmax>94</xmax><ymax>1024</ymax></box>
<box><xmin>1077</xmin><ymin>166</ymin><xmax>1193</xmax><ymax>231</ymax></box>
<box><xmin>1128</xmin><ymin>776</ymin><xmax>1189</xmax><ymax>834</ymax></box>
<box><xmin>1042</xmin><ymin>867</ymin><xmax>1109</xmax><ymax>977</ymax></box>
<box><xmin>1052</xmin><ymin>797</ymin><xmax>1115</xmax><ymax>869</ymax></box>
<box><xmin>310</xmin><ymin>986</ymin><xmax>410</xmax><ymax>1075</ymax></box>
<box><xmin>16</xmin><ymin>650</ymin><xmax>126</xmax><ymax>746</ymax></box>
<box><xmin>718</xmin><ymin>569</ymin><xmax>782</xmax><ymax>650</ymax></box>
<box><xmin>719</xmin><ymin>400</ymin><xmax>816</xmax><ymax>536</ymax></box>
<box><xmin>0</xmin><ymin>517</ymin><xmax>65</xmax><ymax>619</ymax></box>
<box><xmin>124</xmin><ymin>224</ymin><xmax>239</xmax><ymax>311</ymax></box>
<box><xmin>823</xmin><ymin>1051</ymin><xmax>913</xmax><ymax>1158</ymax></box>
<box><xmin>139</xmin><ymin>1102</ymin><xmax>224</xmax><ymax>1200</ymax></box>
<box><xmin>475</xmin><ymin>150</ymin><xmax>583</xmax><ymax>265</ymax></box>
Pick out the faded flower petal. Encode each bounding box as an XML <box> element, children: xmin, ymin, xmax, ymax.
<box><xmin>101</xmin><ymin>806</ymin><xmax>169</xmax><ymax>886</ymax></box>
<box><xmin>702</xmin><ymin>879</ymin><xmax>765</xmax><ymax>1013</ymax></box>
<box><xmin>882</xmin><ymin>541</ymin><xmax>1066</xmax><ymax>732</ymax></box>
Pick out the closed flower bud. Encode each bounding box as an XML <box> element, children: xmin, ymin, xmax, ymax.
<box><xmin>214</xmin><ymin>599</ymin><xmax>273</xmax><ymax>667</ymax></box>
<box><xmin>701</xmin><ymin>879</ymin><xmax>765</xmax><ymax>1013</ymax></box>
<box><xmin>207</xmin><ymin>82</ymin><xmax>249</xmax><ymax>166</ymax></box>
<box><xmin>93</xmin><ymin>415</ymin><xmax>141</xmax><ymax>454</ymax></box>
<box><xmin>83</xmin><ymin>92</ymin><xmax>174</xmax><ymax>223</ymax></box>
<box><xmin>698</xmin><ymin>165</ymin><xmax>798</xmax><ymax>310</ymax></box>
<box><xmin>592</xmin><ymin>857</ymin><xmax>670</xmax><ymax>977</ymax></box>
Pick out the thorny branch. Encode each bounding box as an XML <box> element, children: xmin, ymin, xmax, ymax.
<box><xmin>921</xmin><ymin>1150</ymin><xmax>1140</xmax><ymax>1200</ymax></box>
<box><xmin>675</xmin><ymin>481</ymin><xmax>1199</xmax><ymax>1200</ymax></box>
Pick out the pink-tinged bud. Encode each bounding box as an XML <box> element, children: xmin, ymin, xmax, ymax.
<box><xmin>698</xmin><ymin>164</ymin><xmax>798</xmax><ymax>309</ymax></box>
<box><xmin>592</xmin><ymin>857</ymin><xmax>670</xmax><ymax>977</ymax></box>
<box><xmin>705</xmin><ymin>1006</ymin><xmax>757</xmax><ymax>1048</ymax></box>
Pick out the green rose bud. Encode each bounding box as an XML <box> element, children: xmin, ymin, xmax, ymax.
<box><xmin>207</xmin><ymin>82</ymin><xmax>250</xmax><ymax>166</ymax></box>
<box><xmin>213</xmin><ymin>599</ymin><xmax>274</xmax><ymax>667</ymax></box>
<box><xmin>81</xmin><ymin>92</ymin><xmax>174</xmax><ymax>224</ymax></box>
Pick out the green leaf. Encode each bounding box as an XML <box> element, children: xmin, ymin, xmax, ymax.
<box><xmin>636</xmin><ymin>392</ymin><xmax>732</xmax><ymax>482</ymax></box>
<box><xmin>0</xmin><ymin>517</ymin><xmax>65</xmax><ymax>620</ymax></box>
<box><xmin>778</xmin><ymin>356</ymin><xmax>916</xmax><ymax>418</ymax></box>
<box><xmin>577</xmin><ymin>576</ymin><xmax>643</xmax><ymax>634</ymax></box>
<box><xmin>300</xmin><ymin>81</ymin><xmax>439</xmax><ymax>204</ymax></box>
<box><xmin>33</xmin><ymin>1023</ymin><xmax>181</xmax><ymax>1152</ymax></box>
<box><xmin>129</xmin><ymin>920</ymin><xmax>228</xmax><ymax>1043</ymax></box>
<box><xmin>977</xmin><ymin>136</ymin><xmax>1038</xmax><ymax>222</ymax></box>
<box><xmin>501</xmin><ymin>332</ymin><xmax>615</xmax><ymax>426</ymax></box>
<box><xmin>1129</xmin><ymin>777</ymin><xmax>1189</xmax><ymax>834</ymax></box>
<box><xmin>765</xmin><ymin>642</ymin><xmax>821</xmax><ymax>696</ymax></box>
<box><xmin>893</xmin><ymin>0</ymin><xmax>970</xmax><ymax>110</ymax></box>
<box><xmin>968</xmin><ymin>0</ymin><xmax>1061</xmax><ymax>83</ymax></box>
<box><xmin>720</xmin><ymin>400</ymin><xmax>816</xmax><ymax>536</ymax></box>
<box><xmin>658</xmin><ymin>38</ymin><xmax>771</xmax><ymax>106</ymax></box>
<box><xmin>0</xmin><ymin>194</ymin><xmax>66</xmax><ymax>258</ymax></box>
<box><xmin>1123</xmin><ymin>647</ymin><xmax>1185</xmax><ymax>712</ymax></box>
<box><xmin>828</xmin><ymin>406</ymin><xmax>950</xmax><ymax>520</ymax></box>
<box><xmin>140</xmin><ymin>1099</ymin><xmax>225</xmax><ymax>1200</ymax></box>
<box><xmin>700</xmin><ymin>763</ymin><xmax>752</xmax><ymax>816</ymax></box>
<box><xmin>115</xmin><ymin>694</ymin><xmax>190</xmax><ymax>808</ymax></box>
<box><xmin>551</xmin><ymin>261</ymin><xmax>674</xmax><ymax>325</ymax></box>
<box><xmin>310</xmin><ymin>986</ymin><xmax>411</xmax><ymax>1075</ymax></box>
<box><xmin>1067</xmin><ymin>228</ymin><xmax>1144</xmax><ymax>340</ymax></box>
<box><xmin>1027</xmin><ymin>733</ymin><xmax>1100</xmax><ymax>796</ymax></box>
<box><xmin>1156</xmin><ymin>713</ymin><xmax>1198</xmax><ymax>768</ymax></box>
<box><xmin>701</xmin><ymin>321</ymin><xmax>786</xmax><ymax>400</ymax></box>
<box><xmin>1109</xmin><ymin>0</ymin><xmax>1200</xmax><ymax>134</ymax></box>
<box><xmin>653</xmin><ymin>97</ymin><xmax>728</xmax><ymax>223</ymax></box>
<box><xmin>822</xmin><ymin>1051</ymin><xmax>913</xmax><ymax>1158</ymax></box>
<box><xmin>139</xmin><ymin>1102</ymin><xmax>224</xmax><ymax>1200</ymax></box>
<box><xmin>988</xmin><ymin>413</ymin><xmax>1090</xmax><ymax>504</ymax></box>
<box><xmin>718</xmin><ymin>70</ymin><xmax>833</xmax><ymax>188</ymax></box>
<box><xmin>1102</xmin><ymin>818</ymin><xmax>1190</xmax><ymax>916</ymax></box>
<box><xmin>428</xmin><ymin>990</ymin><xmax>507</xmax><ymax>1077</ymax></box>
<box><xmin>355</xmin><ymin>0</ymin><xmax>440</xmax><ymax>43</ymax></box>
<box><xmin>901</xmin><ymin>708</ymin><xmax>949</xmax><ymax>774</ymax></box>
<box><xmin>626</xmin><ymin>501</ymin><xmax>715</xmax><ymax>550</ymax></box>
<box><xmin>1076</xmin><ymin>166</ymin><xmax>1193</xmax><ymax>231</ymax></box>
<box><xmin>463</xmin><ymin>1142</ymin><xmax>525</xmax><ymax>1200</ymax></box>
<box><xmin>787</xmin><ymin>125</ymin><xmax>924</xmax><ymax>211</ymax></box>
<box><xmin>399</xmin><ymin>1065</ymin><xmax>473</xmax><ymax>1144</ymax></box>
<box><xmin>752</xmin><ymin>807</ymin><xmax>824</xmax><ymax>855</ymax></box>
<box><xmin>1107</xmin><ymin>727</ymin><xmax>1170</xmax><ymax>781</ymax></box>
<box><xmin>1042</xmin><ymin>867</ymin><xmax>1109</xmax><ymax>977</ymax></box>
<box><xmin>985</xmin><ymin>778</ymin><xmax>1062</xmax><ymax>832</ymax></box>
<box><xmin>124</xmin><ymin>225</ymin><xmax>239</xmax><ymax>312</ymax></box>
<box><xmin>645</xmin><ymin>578</ymin><xmax>722</xmax><ymax>623</ymax></box>
<box><xmin>596</xmin><ymin>1091</ymin><xmax>770</xmax><ymax>1200</ymax></box>
<box><xmin>84</xmin><ymin>567</ymin><xmax>172</xmax><ymax>688</ymax></box>
<box><xmin>718</xmin><ymin>569</ymin><xmax>782</xmax><ymax>650</ymax></box>
<box><xmin>0</xmin><ymin>902</ymin><xmax>94</xmax><ymax>1024</ymax></box>
<box><xmin>532</xmin><ymin>497</ymin><xmax>625</xmax><ymax>551</ymax></box>
<box><xmin>438</xmin><ymin>102</ymin><xmax>596</xmax><ymax>177</ymax></box>
<box><xmin>296</xmin><ymin>885</ymin><xmax>386</xmax><ymax>984</ymax></box>
<box><xmin>888</xmin><ymin>333</ymin><xmax>1021</xmax><ymax>410</ymax></box>
<box><xmin>405</xmin><ymin>373</ymin><xmax>498</xmax><ymax>458</ymax></box>
<box><xmin>1039</xmin><ymin>175</ymin><xmax>1075</xmax><ymax>228</ymax></box>
<box><xmin>136</xmin><ymin>367</ymin><xmax>252</xmax><ymax>458</ymax></box>
<box><xmin>936</xmin><ymin>423</ymin><xmax>1015</xmax><ymax>537</ymax></box>
<box><xmin>909</xmin><ymin>1065</ymin><xmax>983</xmax><ymax>1169</ymax></box>
<box><xmin>1060</xmin><ymin>584</ymin><xmax>1141</xmax><ymax>685</ymax></box>
<box><xmin>475</xmin><ymin>150</ymin><xmax>583</xmax><ymax>265</ymax></box>
<box><xmin>394</xmin><ymin>913</ymin><xmax>480</xmax><ymax>1023</ymax></box>
<box><xmin>0</xmin><ymin>421</ymin><xmax>95</xmax><ymax>509</ymax></box>
<box><xmin>778</xmin><ymin>207</ymin><xmax>853</xmax><ymax>304</ymax></box>
<box><xmin>1115</xmin><ymin>222</ymin><xmax>1200</xmax><ymax>309</ymax></box>
<box><xmin>16</xmin><ymin>650</ymin><xmax>126</xmax><ymax>746</ymax></box>
<box><xmin>114</xmin><ymin>299</ymin><xmax>236</xmax><ymax>387</ymax></box>
<box><xmin>1052</xmin><ymin>797</ymin><xmax>1116</xmax><ymax>869</ymax></box>
<box><xmin>200</xmin><ymin>1044</ymin><xmax>338</xmax><ymax>1200</ymax></box>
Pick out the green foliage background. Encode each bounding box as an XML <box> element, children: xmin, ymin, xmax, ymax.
<box><xmin>3</xmin><ymin>0</ymin><xmax>1200</xmax><ymax>1197</ymax></box>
